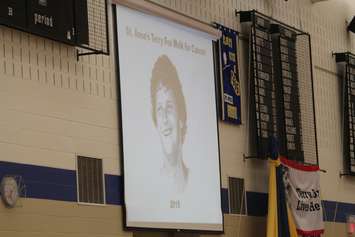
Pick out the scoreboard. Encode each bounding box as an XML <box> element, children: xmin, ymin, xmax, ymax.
<box><xmin>0</xmin><ymin>0</ymin><xmax>88</xmax><ymax>45</ymax></box>
<box><xmin>0</xmin><ymin>0</ymin><xmax>26</xmax><ymax>28</ymax></box>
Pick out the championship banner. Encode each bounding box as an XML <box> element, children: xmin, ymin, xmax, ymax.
<box><xmin>281</xmin><ymin>158</ymin><xmax>324</xmax><ymax>236</ymax></box>
<box><xmin>215</xmin><ymin>23</ymin><xmax>241</xmax><ymax>124</ymax></box>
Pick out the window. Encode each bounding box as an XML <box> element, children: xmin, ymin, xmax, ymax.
<box><xmin>229</xmin><ymin>177</ymin><xmax>246</xmax><ymax>215</ymax></box>
<box><xmin>77</xmin><ymin>156</ymin><xmax>105</xmax><ymax>204</ymax></box>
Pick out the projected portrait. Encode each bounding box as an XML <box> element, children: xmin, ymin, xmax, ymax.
<box><xmin>151</xmin><ymin>55</ymin><xmax>188</xmax><ymax>193</ymax></box>
<box><xmin>117</xmin><ymin>5</ymin><xmax>223</xmax><ymax>230</ymax></box>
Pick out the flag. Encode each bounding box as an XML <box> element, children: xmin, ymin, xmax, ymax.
<box><xmin>280</xmin><ymin>157</ymin><xmax>324</xmax><ymax>236</ymax></box>
<box><xmin>267</xmin><ymin>158</ymin><xmax>298</xmax><ymax>237</ymax></box>
<box><xmin>214</xmin><ymin>23</ymin><xmax>241</xmax><ymax>124</ymax></box>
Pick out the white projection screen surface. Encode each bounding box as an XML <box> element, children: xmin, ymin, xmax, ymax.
<box><xmin>115</xmin><ymin>4</ymin><xmax>223</xmax><ymax>232</ymax></box>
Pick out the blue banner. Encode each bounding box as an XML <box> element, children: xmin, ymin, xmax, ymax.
<box><xmin>215</xmin><ymin>24</ymin><xmax>241</xmax><ymax>124</ymax></box>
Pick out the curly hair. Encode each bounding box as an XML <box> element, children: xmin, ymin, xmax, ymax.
<box><xmin>150</xmin><ymin>55</ymin><xmax>187</xmax><ymax>142</ymax></box>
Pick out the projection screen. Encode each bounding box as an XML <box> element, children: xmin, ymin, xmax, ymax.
<box><xmin>115</xmin><ymin>4</ymin><xmax>223</xmax><ymax>231</ymax></box>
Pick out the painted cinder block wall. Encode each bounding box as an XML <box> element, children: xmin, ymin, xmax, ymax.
<box><xmin>0</xmin><ymin>0</ymin><xmax>354</xmax><ymax>236</ymax></box>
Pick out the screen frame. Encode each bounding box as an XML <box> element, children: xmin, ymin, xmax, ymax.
<box><xmin>112</xmin><ymin>4</ymin><xmax>225</xmax><ymax>234</ymax></box>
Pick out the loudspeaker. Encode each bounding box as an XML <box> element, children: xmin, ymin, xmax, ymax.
<box><xmin>348</xmin><ymin>16</ymin><xmax>355</xmax><ymax>33</ymax></box>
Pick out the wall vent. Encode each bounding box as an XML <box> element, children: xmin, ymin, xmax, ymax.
<box><xmin>77</xmin><ymin>156</ymin><xmax>105</xmax><ymax>204</ymax></box>
<box><xmin>229</xmin><ymin>177</ymin><xmax>246</xmax><ymax>215</ymax></box>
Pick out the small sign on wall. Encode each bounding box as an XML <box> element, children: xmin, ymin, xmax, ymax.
<box><xmin>215</xmin><ymin>23</ymin><xmax>241</xmax><ymax>125</ymax></box>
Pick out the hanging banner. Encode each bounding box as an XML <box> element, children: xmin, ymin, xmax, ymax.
<box><xmin>281</xmin><ymin>158</ymin><xmax>324</xmax><ymax>236</ymax></box>
<box><xmin>215</xmin><ymin>23</ymin><xmax>241</xmax><ymax>124</ymax></box>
